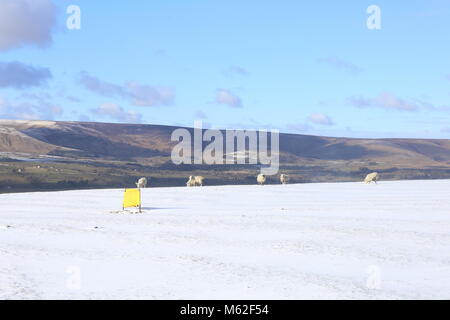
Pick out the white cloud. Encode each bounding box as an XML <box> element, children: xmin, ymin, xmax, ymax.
<box><xmin>216</xmin><ymin>89</ymin><xmax>243</xmax><ymax>108</ymax></box>
<box><xmin>79</xmin><ymin>73</ymin><xmax>175</xmax><ymax>107</ymax></box>
<box><xmin>224</xmin><ymin>65</ymin><xmax>249</xmax><ymax>77</ymax></box>
<box><xmin>0</xmin><ymin>95</ymin><xmax>62</xmax><ymax>120</ymax></box>
<box><xmin>0</xmin><ymin>0</ymin><xmax>56</xmax><ymax>51</ymax></box>
<box><xmin>308</xmin><ymin>113</ymin><xmax>334</xmax><ymax>126</ymax></box>
<box><xmin>375</xmin><ymin>93</ymin><xmax>419</xmax><ymax>112</ymax></box>
<box><xmin>347</xmin><ymin>92</ymin><xmax>420</xmax><ymax>112</ymax></box>
<box><xmin>127</xmin><ymin>82</ymin><xmax>175</xmax><ymax>107</ymax></box>
<box><xmin>0</xmin><ymin>61</ymin><xmax>52</xmax><ymax>89</ymax></box>
<box><xmin>78</xmin><ymin>72</ymin><xmax>126</xmax><ymax>97</ymax></box>
<box><xmin>91</xmin><ymin>103</ymin><xmax>143</xmax><ymax>124</ymax></box>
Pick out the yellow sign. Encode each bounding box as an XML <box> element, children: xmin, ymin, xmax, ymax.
<box><xmin>123</xmin><ymin>189</ymin><xmax>141</xmax><ymax>211</ymax></box>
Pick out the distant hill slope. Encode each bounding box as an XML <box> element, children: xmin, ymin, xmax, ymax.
<box><xmin>1</xmin><ymin>119</ymin><xmax>450</xmax><ymax>167</ymax></box>
<box><xmin>1</xmin><ymin>119</ymin><xmax>450</xmax><ymax>192</ymax></box>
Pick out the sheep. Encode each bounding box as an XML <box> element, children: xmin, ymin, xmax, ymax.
<box><xmin>257</xmin><ymin>174</ymin><xmax>267</xmax><ymax>186</ymax></box>
<box><xmin>186</xmin><ymin>176</ymin><xmax>195</xmax><ymax>187</ymax></box>
<box><xmin>195</xmin><ymin>176</ymin><xmax>205</xmax><ymax>186</ymax></box>
<box><xmin>136</xmin><ymin>177</ymin><xmax>148</xmax><ymax>188</ymax></box>
<box><xmin>280</xmin><ymin>174</ymin><xmax>289</xmax><ymax>185</ymax></box>
<box><xmin>364</xmin><ymin>172</ymin><xmax>379</xmax><ymax>184</ymax></box>
<box><xmin>187</xmin><ymin>176</ymin><xmax>204</xmax><ymax>187</ymax></box>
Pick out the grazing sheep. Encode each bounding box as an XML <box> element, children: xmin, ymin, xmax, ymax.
<box><xmin>364</xmin><ymin>172</ymin><xmax>379</xmax><ymax>184</ymax></box>
<box><xmin>257</xmin><ymin>174</ymin><xmax>267</xmax><ymax>186</ymax></box>
<box><xmin>280</xmin><ymin>174</ymin><xmax>289</xmax><ymax>185</ymax></box>
<box><xmin>186</xmin><ymin>176</ymin><xmax>196</xmax><ymax>187</ymax></box>
<box><xmin>195</xmin><ymin>176</ymin><xmax>205</xmax><ymax>186</ymax></box>
<box><xmin>136</xmin><ymin>177</ymin><xmax>148</xmax><ymax>188</ymax></box>
<box><xmin>187</xmin><ymin>176</ymin><xmax>204</xmax><ymax>187</ymax></box>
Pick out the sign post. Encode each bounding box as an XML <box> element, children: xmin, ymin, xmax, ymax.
<box><xmin>123</xmin><ymin>189</ymin><xmax>142</xmax><ymax>213</ymax></box>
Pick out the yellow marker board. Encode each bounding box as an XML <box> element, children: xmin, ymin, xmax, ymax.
<box><xmin>123</xmin><ymin>188</ymin><xmax>141</xmax><ymax>212</ymax></box>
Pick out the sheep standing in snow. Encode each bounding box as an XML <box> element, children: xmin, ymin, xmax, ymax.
<box><xmin>257</xmin><ymin>174</ymin><xmax>267</xmax><ymax>186</ymax></box>
<box><xmin>186</xmin><ymin>176</ymin><xmax>196</xmax><ymax>187</ymax></box>
<box><xmin>187</xmin><ymin>176</ymin><xmax>204</xmax><ymax>187</ymax></box>
<box><xmin>196</xmin><ymin>176</ymin><xmax>205</xmax><ymax>186</ymax></box>
<box><xmin>136</xmin><ymin>177</ymin><xmax>148</xmax><ymax>188</ymax></box>
<box><xmin>364</xmin><ymin>172</ymin><xmax>379</xmax><ymax>184</ymax></box>
<box><xmin>280</xmin><ymin>174</ymin><xmax>289</xmax><ymax>185</ymax></box>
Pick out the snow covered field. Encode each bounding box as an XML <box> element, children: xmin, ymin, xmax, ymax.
<box><xmin>1</xmin><ymin>180</ymin><xmax>449</xmax><ymax>300</ymax></box>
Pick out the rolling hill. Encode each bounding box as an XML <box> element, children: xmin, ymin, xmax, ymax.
<box><xmin>1</xmin><ymin>119</ymin><xmax>450</xmax><ymax>192</ymax></box>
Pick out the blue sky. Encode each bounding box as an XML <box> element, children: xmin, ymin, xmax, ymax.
<box><xmin>0</xmin><ymin>0</ymin><xmax>450</xmax><ymax>138</ymax></box>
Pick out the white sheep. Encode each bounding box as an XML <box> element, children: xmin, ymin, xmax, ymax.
<box><xmin>364</xmin><ymin>172</ymin><xmax>379</xmax><ymax>184</ymax></box>
<box><xmin>257</xmin><ymin>174</ymin><xmax>267</xmax><ymax>186</ymax></box>
<box><xmin>136</xmin><ymin>177</ymin><xmax>148</xmax><ymax>188</ymax></box>
<box><xmin>280</xmin><ymin>174</ymin><xmax>289</xmax><ymax>185</ymax></box>
<box><xmin>186</xmin><ymin>176</ymin><xmax>196</xmax><ymax>187</ymax></box>
<box><xmin>187</xmin><ymin>176</ymin><xmax>204</xmax><ymax>187</ymax></box>
<box><xmin>186</xmin><ymin>177</ymin><xmax>193</xmax><ymax>187</ymax></box>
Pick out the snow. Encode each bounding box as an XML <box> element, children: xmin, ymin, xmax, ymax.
<box><xmin>1</xmin><ymin>180</ymin><xmax>449</xmax><ymax>300</ymax></box>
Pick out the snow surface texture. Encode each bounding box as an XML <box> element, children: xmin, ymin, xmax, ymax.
<box><xmin>1</xmin><ymin>180</ymin><xmax>449</xmax><ymax>300</ymax></box>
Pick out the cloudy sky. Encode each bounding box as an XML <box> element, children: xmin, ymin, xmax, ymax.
<box><xmin>0</xmin><ymin>0</ymin><xmax>449</xmax><ymax>138</ymax></box>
